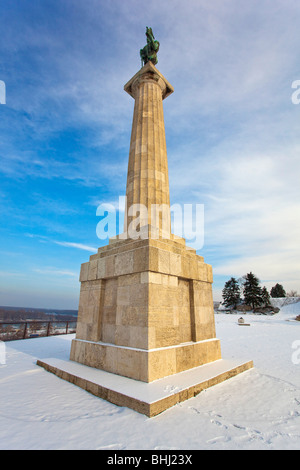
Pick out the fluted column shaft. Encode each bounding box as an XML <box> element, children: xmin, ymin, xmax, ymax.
<box><xmin>124</xmin><ymin>62</ymin><xmax>174</xmax><ymax>238</ymax></box>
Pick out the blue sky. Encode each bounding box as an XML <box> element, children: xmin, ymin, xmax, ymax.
<box><xmin>1</xmin><ymin>0</ymin><xmax>300</xmax><ymax>308</ymax></box>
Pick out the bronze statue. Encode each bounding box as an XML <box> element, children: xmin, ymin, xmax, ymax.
<box><xmin>140</xmin><ymin>27</ymin><xmax>160</xmax><ymax>67</ymax></box>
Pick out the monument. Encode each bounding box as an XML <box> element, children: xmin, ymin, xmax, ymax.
<box><xmin>37</xmin><ymin>28</ymin><xmax>253</xmax><ymax>417</ymax></box>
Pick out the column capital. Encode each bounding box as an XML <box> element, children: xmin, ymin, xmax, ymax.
<box><xmin>124</xmin><ymin>61</ymin><xmax>174</xmax><ymax>100</ymax></box>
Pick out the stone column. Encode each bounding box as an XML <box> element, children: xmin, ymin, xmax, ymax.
<box><xmin>124</xmin><ymin>61</ymin><xmax>174</xmax><ymax>239</ymax></box>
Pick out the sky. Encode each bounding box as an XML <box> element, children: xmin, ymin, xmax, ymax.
<box><xmin>0</xmin><ymin>0</ymin><xmax>300</xmax><ymax>309</ymax></box>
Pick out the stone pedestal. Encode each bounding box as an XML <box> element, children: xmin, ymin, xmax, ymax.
<box><xmin>70</xmin><ymin>236</ymin><xmax>221</xmax><ymax>382</ymax></box>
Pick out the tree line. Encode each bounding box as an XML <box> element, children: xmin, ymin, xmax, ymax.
<box><xmin>0</xmin><ymin>307</ymin><xmax>77</xmax><ymax>322</ymax></box>
<box><xmin>222</xmin><ymin>272</ymin><xmax>296</xmax><ymax>310</ymax></box>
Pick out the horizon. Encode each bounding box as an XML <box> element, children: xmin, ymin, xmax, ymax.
<box><xmin>1</xmin><ymin>0</ymin><xmax>300</xmax><ymax>309</ymax></box>
<box><xmin>0</xmin><ymin>305</ymin><xmax>78</xmax><ymax>311</ymax></box>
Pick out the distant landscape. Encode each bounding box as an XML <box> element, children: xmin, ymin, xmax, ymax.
<box><xmin>0</xmin><ymin>306</ymin><xmax>78</xmax><ymax>322</ymax></box>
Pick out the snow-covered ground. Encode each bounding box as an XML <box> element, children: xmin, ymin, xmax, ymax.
<box><xmin>0</xmin><ymin>301</ymin><xmax>299</xmax><ymax>450</ymax></box>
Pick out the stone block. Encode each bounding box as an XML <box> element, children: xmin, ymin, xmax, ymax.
<box><xmin>188</xmin><ymin>257</ymin><xmax>198</xmax><ymax>279</ymax></box>
<box><xmin>141</xmin><ymin>271</ymin><xmax>162</xmax><ymax>284</ymax></box>
<box><xmin>148</xmin><ymin>246</ymin><xmax>159</xmax><ymax>272</ymax></box>
<box><xmin>158</xmin><ymin>249</ymin><xmax>170</xmax><ymax>274</ymax></box>
<box><xmin>101</xmin><ymin>323</ymin><xmax>116</xmax><ymax>344</ymax></box>
<box><xmin>206</xmin><ymin>264</ymin><xmax>213</xmax><ymax>283</ymax></box>
<box><xmin>117</xmin><ymin>285</ymin><xmax>131</xmax><ymax>306</ymax></box>
<box><xmin>97</xmin><ymin>258</ymin><xmax>106</xmax><ymax>279</ymax></box>
<box><xmin>79</xmin><ymin>262</ymin><xmax>89</xmax><ymax>282</ymax></box>
<box><xmin>176</xmin><ymin>344</ymin><xmax>196</xmax><ymax>373</ymax></box>
<box><xmin>105</xmin><ymin>255</ymin><xmax>115</xmax><ymax>277</ymax></box>
<box><xmin>133</xmin><ymin>246</ymin><xmax>149</xmax><ymax>272</ymax></box>
<box><xmin>115</xmin><ymin>250</ymin><xmax>134</xmax><ymax>276</ymax></box>
<box><xmin>115</xmin><ymin>324</ymin><xmax>131</xmax><ymax>347</ymax></box>
<box><xmin>129</xmin><ymin>325</ymin><xmax>149</xmax><ymax>349</ymax></box>
<box><xmin>169</xmin><ymin>252</ymin><xmax>181</xmax><ymax>276</ymax></box>
<box><xmin>148</xmin><ymin>348</ymin><xmax>177</xmax><ymax>381</ymax></box>
<box><xmin>87</xmin><ymin>259</ymin><xmax>98</xmax><ymax>281</ymax></box>
<box><xmin>197</xmin><ymin>261</ymin><xmax>208</xmax><ymax>281</ymax></box>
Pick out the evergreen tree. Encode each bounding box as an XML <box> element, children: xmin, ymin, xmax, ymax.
<box><xmin>270</xmin><ymin>283</ymin><xmax>286</xmax><ymax>298</ymax></box>
<box><xmin>261</xmin><ymin>286</ymin><xmax>271</xmax><ymax>306</ymax></box>
<box><xmin>222</xmin><ymin>277</ymin><xmax>241</xmax><ymax>309</ymax></box>
<box><xmin>242</xmin><ymin>272</ymin><xmax>263</xmax><ymax>309</ymax></box>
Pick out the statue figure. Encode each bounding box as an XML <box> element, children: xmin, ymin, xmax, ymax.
<box><xmin>140</xmin><ymin>27</ymin><xmax>160</xmax><ymax>67</ymax></box>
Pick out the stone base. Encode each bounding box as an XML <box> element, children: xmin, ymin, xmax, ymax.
<box><xmin>70</xmin><ymin>337</ymin><xmax>221</xmax><ymax>382</ymax></box>
<box><xmin>37</xmin><ymin>357</ymin><xmax>254</xmax><ymax>417</ymax></box>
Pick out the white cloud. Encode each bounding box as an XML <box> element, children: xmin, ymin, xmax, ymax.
<box><xmin>33</xmin><ymin>268</ymin><xmax>78</xmax><ymax>278</ymax></box>
<box><xmin>24</xmin><ymin>234</ymin><xmax>98</xmax><ymax>254</ymax></box>
<box><xmin>214</xmin><ymin>251</ymin><xmax>300</xmax><ymax>281</ymax></box>
<box><xmin>53</xmin><ymin>241</ymin><xmax>97</xmax><ymax>253</ymax></box>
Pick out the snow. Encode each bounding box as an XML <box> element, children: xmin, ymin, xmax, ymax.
<box><xmin>270</xmin><ymin>296</ymin><xmax>300</xmax><ymax>309</ymax></box>
<box><xmin>0</xmin><ymin>302</ymin><xmax>300</xmax><ymax>450</ymax></box>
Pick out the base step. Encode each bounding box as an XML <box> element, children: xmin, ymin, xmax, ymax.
<box><xmin>37</xmin><ymin>357</ymin><xmax>253</xmax><ymax>417</ymax></box>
